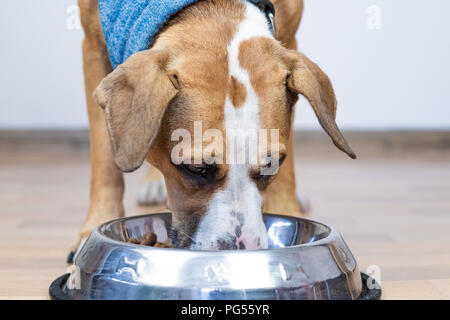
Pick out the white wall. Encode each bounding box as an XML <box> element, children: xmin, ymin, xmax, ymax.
<box><xmin>0</xmin><ymin>0</ymin><xmax>85</xmax><ymax>129</ymax></box>
<box><xmin>0</xmin><ymin>0</ymin><xmax>449</xmax><ymax>130</ymax></box>
<box><xmin>295</xmin><ymin>0</ymin><xmax>450</xmax><ymax>130</ymax></box>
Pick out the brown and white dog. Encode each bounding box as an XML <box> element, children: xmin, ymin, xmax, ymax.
<box><xmin>72</xmin><ymin>0</ymin><xmax>354</xmax><ymax>257</ymax></box>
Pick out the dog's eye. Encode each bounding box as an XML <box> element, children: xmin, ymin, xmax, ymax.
<box><xmin>184</xmin><ymin>164</ymin><xmax>207</xmax><ymax>176</ymax></box>
<box><xmin>263</xmin><ymin>154</ymin><xmax>287</xmax><ymax>169</ymax></box>
<box><xmin>251</xmin><ymin>154</ymin><xmax>287</xmax><ymax>184</ymax></box>
<box><xmin>178</xmin><ymin>163</ymin><xmax>220</xmax><ymax>186</ymax></box>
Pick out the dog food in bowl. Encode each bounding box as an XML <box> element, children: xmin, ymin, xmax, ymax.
<box><xmin>127</xmin><ymin>232</ymin><xmax>173</xmax><ymax>248</ymax></box>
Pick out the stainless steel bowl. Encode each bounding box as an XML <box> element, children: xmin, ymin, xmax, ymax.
<box><xmin>50</xmin><ymin>213</ymin><xmax>380</xmax><ymax>300</ymax></box>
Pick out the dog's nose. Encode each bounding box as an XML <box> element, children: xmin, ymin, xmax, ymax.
<box><xmin>236</xmin><ymin>235</ymin><xmax>264</xmax><ymax>250</ymax></box>
<box><xmin>216</xmin><ymin>236</ymin><xmax>263</xmax><ymax>250</ymax></box>
<box><xmin>215</xmin><ymin>227</ymin><xmax>265</xmax><ymax>250</ymax></box>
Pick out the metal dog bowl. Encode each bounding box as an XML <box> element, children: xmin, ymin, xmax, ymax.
<box><xmin>50</xmin><ymin>213</ymin><xmax>381</xmax><ymax>300</ymax></box>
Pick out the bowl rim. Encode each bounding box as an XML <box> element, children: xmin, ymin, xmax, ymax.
<box><xmin>95</xmin><ymin>212</ymin><xmax>340</xmax><ymax>254</ymax></box>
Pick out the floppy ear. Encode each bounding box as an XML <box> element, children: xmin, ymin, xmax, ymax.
<box><xmin>93</xmin><ymin>49</ymin><xmax>178</xmax><ymax>172</ymax></box>
<box><xmin>282</xmin><ymin>50</ymin><xmax>356</xmax><ymax>159</ymax></box>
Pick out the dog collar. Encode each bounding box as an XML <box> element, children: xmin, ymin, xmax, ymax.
<box><xmin>246</xmin><ymin>0</ymin><xmax>277</xmax><ymax>36</ymax></box>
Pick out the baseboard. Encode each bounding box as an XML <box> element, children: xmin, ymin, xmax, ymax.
<box><xmin>1</xmin><ymin>129</ymin><xmax>450</xmax><ymax>153</ymax></box>
<box><xmin>293</xmin><ymin>130</ymin><xmax>450</xmax><ymax>151</ymax></box>
<box><xmin>0</xmin><ymin>129</ymin><xmax>90</xmax><ymax>153</ymax></box>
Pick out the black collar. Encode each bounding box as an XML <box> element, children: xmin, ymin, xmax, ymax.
<box><xmin>246</xmin><ymin>0</ymin><xmax>276</xmax><ymax>35</ymax></box>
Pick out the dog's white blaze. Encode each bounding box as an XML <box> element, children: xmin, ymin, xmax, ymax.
<box><xmin>192</xmin><ymin>3</ymin><xmax>273</xmax><ymax>249</ymax></box>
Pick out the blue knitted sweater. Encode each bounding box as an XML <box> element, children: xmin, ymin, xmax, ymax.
<box><xmin>99</xmin><ymin>0</ymin><xmax>199</xmax><ymax>69</ymax></box>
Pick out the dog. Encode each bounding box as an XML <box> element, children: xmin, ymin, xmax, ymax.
<box><xmin>70</xmin><ymin>0</ymin><xmax>354</xmax><ymax>258</ymax></box>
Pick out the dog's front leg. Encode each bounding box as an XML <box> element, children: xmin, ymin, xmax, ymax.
<box><xmin>68</xmin><ymin>1</ymin><xmax>125</xmax><ymax>263</ymax></box>
<box><xmin>136</xmin><ymin>166</ymin><xmax>168</xmax><ymax>206</ymax></box>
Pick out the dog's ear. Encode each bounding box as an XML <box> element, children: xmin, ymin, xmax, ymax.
<box><xmin>282</xmin><ymin>50</ymin><xmax>356</xmax><ymax>159</ymax></box>
<box><xmin>93</xmin><ymin>49</ymin><xmax>178</xmax><ymax>172</ymax></box>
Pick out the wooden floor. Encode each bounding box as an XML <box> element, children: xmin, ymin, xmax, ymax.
<box><xmin>1</xmin><ymin>131</ymin><xmax>450</xmax><ymax>300</ymax></box>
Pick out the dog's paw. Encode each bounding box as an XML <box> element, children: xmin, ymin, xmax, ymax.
<box><xmin>67</xmin><ymin>237</ymin><xmax>88</xmax><ymax>264</ymax></box>
<box><xmin>137</xmin><ymin>178</ymin><xmax>168</xmax><ymax>206</ymax></box>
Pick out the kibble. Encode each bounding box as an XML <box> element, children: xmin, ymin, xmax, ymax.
<box><xmin>127</xmin><ymin>232</ymin><xmax>173</xmax><ymax>248</ymax></box>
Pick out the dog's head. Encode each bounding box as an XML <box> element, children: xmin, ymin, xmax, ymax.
<box><xmin>93</xmin><ymin>2</ymin><xmax>354</xmax><ymax>250</ymax></box>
